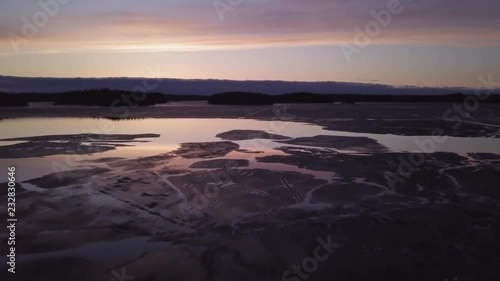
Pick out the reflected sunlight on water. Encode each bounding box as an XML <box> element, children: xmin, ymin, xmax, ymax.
<box><xmin>1</xmin><ymin>117</ymin><xmax>499</xmax><ymax>182</ymax></box>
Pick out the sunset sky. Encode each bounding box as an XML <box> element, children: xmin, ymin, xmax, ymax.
<box><xmin>1</xmin><ymin>0</ymin><xmax>499</xmax><ymax>88</ymax></box>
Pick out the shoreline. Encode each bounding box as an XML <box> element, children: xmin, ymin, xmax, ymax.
<box><xmin>1</xmin><ymin>103</ymin><xmax>499</xmax><ymax>138</ymax></box>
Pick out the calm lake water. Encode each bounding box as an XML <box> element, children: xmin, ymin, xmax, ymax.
<box><xmin>1</xmin><ymin>118</ymin><xmax>499</xmax><ymax>181</ymax></box>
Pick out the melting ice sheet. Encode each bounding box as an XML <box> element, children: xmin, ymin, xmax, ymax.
<box><xmin>1</xmin><ymin>118</ymin><xmax>499</xmax><ymax>181</ymax></box>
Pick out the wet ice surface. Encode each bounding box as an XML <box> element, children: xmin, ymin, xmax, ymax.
<box><xmin>0</xmin><ymin>115</ymin><xmax>499</xmax><ymax>281</ymax></box>
<box><xmin>18</xmin><ymin>237</ymin><xmax>172</xmax><ymax>263</ymax></box>
<box><xmin>1</xmin><ymin>118</ymin><xmax>500</xmax><ymax>181</ymax></box>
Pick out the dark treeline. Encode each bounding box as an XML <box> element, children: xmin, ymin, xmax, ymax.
<box><xmin>1</xmin><ymin>89</ymin><xmax>500</xmax><ymax>107</ymax></box>
<box><xmin>207</xmin><ymin>92</ymin><xmax>500</xmax><ymax>105</ymax></box>
<box><xmin>55</xmin><ymin>89</ymin><xmax>167</xmax><ymax>106</ymax></box>
<box><xmin>0</xmin><ymin>92</ymin><xmax>29</xmax><ymax>106</ymax></box>
<box><xmin>0</xmin><ymin>89</ymin><xmax>206</xmax><ymax>107</ymax></box>
<box><xmin>162</xmin><ymin>94</ymin><xmax>207</xmax><ymax>102</ymax></box>
<box><xmin>207</xmin><ymin>92</ymin><xmax>274</xmax><ymax>105</ymax></box>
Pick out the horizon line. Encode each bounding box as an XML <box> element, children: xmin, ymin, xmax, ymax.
<box><xmin>0</xmin><ymin>74</ymin><xmax>475</xmax><ymax>91</ymax></box>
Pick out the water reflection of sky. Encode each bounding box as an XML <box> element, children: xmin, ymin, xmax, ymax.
<box><xmin>1</xmin><ymin>118</ymin><xmax>499</xmax><ymax>181</ymax></box>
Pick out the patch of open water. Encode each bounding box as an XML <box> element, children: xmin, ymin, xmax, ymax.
<box><xmin>1</xmin><ymin>118</ymin><xmax>499</xmax><ymax>182</ymax></box>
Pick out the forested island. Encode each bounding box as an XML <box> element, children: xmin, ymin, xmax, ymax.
<box><xmin>1</xmin><ymin>89</ymin><xmax>499</xmax><ymax>107</ymax></box>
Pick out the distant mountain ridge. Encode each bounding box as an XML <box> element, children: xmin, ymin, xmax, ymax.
<box><xmin>0</xmin><ymin>75</ymin><xmax>484</xmax><ymax>96</ymax></box>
